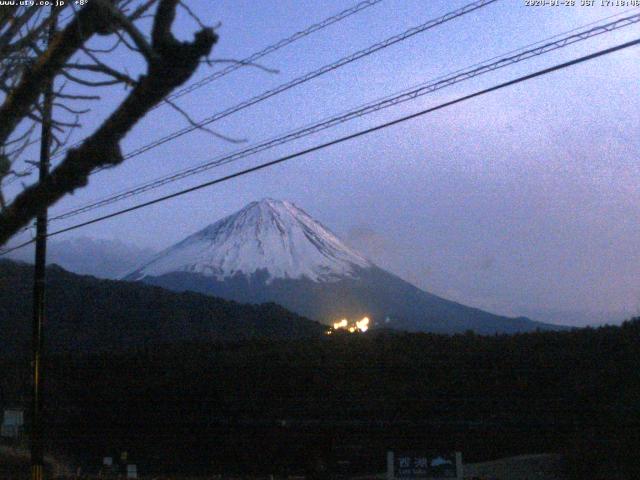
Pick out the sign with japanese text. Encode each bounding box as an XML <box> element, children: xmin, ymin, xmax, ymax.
<box><xmin>388</xmin><ymin>451</ymin><xmax>462</xmax><ymax>480</ymax></box>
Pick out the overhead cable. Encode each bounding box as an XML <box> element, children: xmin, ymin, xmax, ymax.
<box><xmin>48</xmin><ymin>12</ymin><xmax>640</xmax><ymax>223</ymax></box>
<box><xmin>3</xmin><ymin>36</ymin><xmax>638</xmax><ymax>255</ymax></box>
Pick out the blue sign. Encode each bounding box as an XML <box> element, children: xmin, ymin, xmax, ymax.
<box><xmin>389</xmin><ymin>452</ymin><xmax>461</xmax><ymax>480</ymax></box>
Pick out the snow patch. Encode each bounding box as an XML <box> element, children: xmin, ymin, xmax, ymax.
<box><xmin>128</xmin><ymin>199</ymin><xmax>372</xmax><ymax>283</ymax></box>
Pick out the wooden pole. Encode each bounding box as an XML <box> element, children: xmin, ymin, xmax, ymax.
<box><xmin>31</xmin><ymin>8</ymin><xmax>56</xmax><ymax>480</ymax></box>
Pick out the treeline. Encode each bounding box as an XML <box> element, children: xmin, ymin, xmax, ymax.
<box><xmin>0</xmin><ymin>260</ymin><xmax>325</xmax><ymax>355</ymax></box>
<box><xmin>1</xmin><ymin>320</ymin><xmax>639</xmax><ymax>478</ymax></box>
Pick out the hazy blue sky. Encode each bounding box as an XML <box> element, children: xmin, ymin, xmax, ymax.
<box><xmin>5</xmin><ymin>0</ymin><xmax>640</xmax><ymax>325</ymax></box>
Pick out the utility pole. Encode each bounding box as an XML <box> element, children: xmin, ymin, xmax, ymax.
<box><xmin>31</xmin><ymin>9</ymin><xmax>56</xmax><ymax>480</ymax></box>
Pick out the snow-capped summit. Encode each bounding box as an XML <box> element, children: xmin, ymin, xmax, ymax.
<box><xmin>127</xmin><ymin>198</ymin><xmax>371</xmax><ymax>283</ymax></box>
<box><xmin>126</xmin><ymin>198</ymin><xmax>560</xmax><ymax>334</ymax></box>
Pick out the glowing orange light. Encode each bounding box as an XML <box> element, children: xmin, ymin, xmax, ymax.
<box><xmin>356</xmin><ymin>317</ymin><xmax>370</xmax><ymax>332</ymax></box>
<box><xmin>333</xmin><ymin>319</ymin><xmax>348</xmax><ymax>330</ymax></box>
<box><xmin>328</xmin><ymin>316</ymin><xmax>370</xmax><ymax>334</ymax></box>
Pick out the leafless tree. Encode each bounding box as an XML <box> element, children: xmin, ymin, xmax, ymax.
<box><xmin>0</xmin><ymin>0</ymin><xmax>218</xmax><ymax>246</ymax></box>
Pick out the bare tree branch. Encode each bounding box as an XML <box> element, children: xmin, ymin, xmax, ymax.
<box><xmin>209</xmin><ymin>58</ymin><xmax>279</xmax><ymax>74</ymax></box>
<box><xmin>164</xmin><ymin>97</ymin><xmax>246</xmax><ymax>144</ymax></box>
<box><xmin>95</xmin><ymin>0</ymin><xmax>157</xmax><ymax>62</ymax></box>
<box><xmin>0</xmin><ymin>2</ymin><xmax>117</xmax><ymax>147</ymax></box>
<box><xmin>0</xmin><ymin>0</ymin><xmax>217</xmax><ymax>245</ymax></box>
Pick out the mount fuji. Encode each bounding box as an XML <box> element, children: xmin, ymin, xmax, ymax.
<box><xmin>126</xmin><ymin>199</ymin><xmax>558</xmax><ymax>334</ymax></box>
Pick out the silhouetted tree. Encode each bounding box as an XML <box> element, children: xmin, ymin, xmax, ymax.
<box><xmin>0</xmin><ymin>0</ymin><xmax>217</xmax><ymax>246</ymax></box>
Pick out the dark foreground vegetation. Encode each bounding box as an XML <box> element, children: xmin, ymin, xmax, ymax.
<box><xmin>1</xmin><ymin>319</ymin><xmax>639</xmax><ymax>479</ymax></box>
<box><xmin>0</xmin><ymin>260</ymin><xmax>325</xmax><ymax>355</ymax></box>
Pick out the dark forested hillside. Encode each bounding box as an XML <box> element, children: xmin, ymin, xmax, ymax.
<box><xmin>125</xmin><ymin>198</ymin><xmax>560</xmax><ymax>335</ymax></box>
<box><xmin>0</xmin><ymin>260</ymin><xmax>325</xmax><ymax>354</ymax></box>
<box><xmin>141</xmin><ymin>266</ymin><xmax>560</xmax><ymax>334</ymax></box>
<box><xmin>1</xmin><ymin>319</ymin><xmax>639</xmax><ymax>478</ymax></box>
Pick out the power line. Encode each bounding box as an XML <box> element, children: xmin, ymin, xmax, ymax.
<box><xmin>47</xmin><ymin>12</ymin><xmax>640</xmax><ymax>223</ymax></box>
<box><xmin>12</xmin><ymin>4</ymin><xmax>637</xmax><ymax>192</ymax></box>
<box><xmin>2</xmin><ymin>0</ymin><xmax>386</xmax><ymax>186</ymax></box>
<box><xmin>50</xmin><ymin>8</ymin><xmax>640</xmax><ymax>220</ymax></box>
<box><xmin>35</xmin><ymin>0</ymin><xmax>508</xmax><ymax>220</ymax></box>
<box><xmin>119</xmin><ymin>0</ymin><xmax>498</xmax><ymax>161</ymax></box>
<box><xmin>1</xmin><ymin>8</ymin><xmax>105</xmax><ymax>184</ymax></box>
<box><xmin>3</xmin><ymin>36</ymin><xmax>638</xmax><ymax>256</ymax></box>
<box><xmin>160</xmin><ymin>0</ymin><xmax>386</xmax><ymax>106</ymax></box>
<box><xmin>40</xmin><ymin>0</ymin><xmax>498</xmax><ymax>174</ymax></box>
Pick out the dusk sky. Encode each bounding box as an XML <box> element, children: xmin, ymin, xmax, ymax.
<box><xmin>5</xmin><ymin>0</ymin><xmax>640</xmax><ymax>326</ymax></box>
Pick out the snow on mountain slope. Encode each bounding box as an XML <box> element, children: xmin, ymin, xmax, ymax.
<box><xmin>128</xmin><ymin>199</ymin><xmax>372</xmax><ymax>283</ymax></box>
<box><xmin>125</xmin><ymin>198</ymin><xmax>562</xmax><ymax>334</ymax></box>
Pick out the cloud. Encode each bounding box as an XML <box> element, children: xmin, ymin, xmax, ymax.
<box><xmin>6</xmin><ymin>236</ymin><xmax>157</xmax><ymax>279</ymax></box>
<box><xmin>345</xmin><ymin>226</ymin><xmax>389</xmax><ymax>263</ymax></box>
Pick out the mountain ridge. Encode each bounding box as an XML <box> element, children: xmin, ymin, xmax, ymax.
<box><xmin>127</xmin><ymin>199</ymin><xmax>562</xmax><ymax>334</ymax></box>
<box><xmin>0</xmin><ymin>259</ymin><xmax>325</xmax><ymax>354</ymax></box>
<box><xmin>128</xmin><ymin>198</ymin><xmax>370</xmax><ymax>283</ymax></box>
